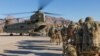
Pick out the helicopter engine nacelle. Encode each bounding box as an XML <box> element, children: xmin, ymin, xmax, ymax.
<box><xmin>30</xmin><ymin>11</ymin><xmax>46</xmax><ymax>32</ymax></box>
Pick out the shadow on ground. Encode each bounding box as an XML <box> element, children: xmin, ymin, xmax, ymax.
<box><xmin>0</xmin><ymin>35</ymin><xmax>30</xmax><ymax>36</ymax></box>
<box><xmin>2</xmin><ymin>50</ymin><xmax>62</xmax><ymax>56</ymax></box>
<box><xmin>0</xmin><ymin>54</ymin><xmax>18</xmax><ymax>56</ymax></box>
<box><xmin>2</xmin><ymin>38</ymin><xmax>62</xmax><ymax>56</ymax></box>
<box><xmin>18</xmin><ymin>40</ymin><xmax>62</xmax><ymax>51</ymax></box>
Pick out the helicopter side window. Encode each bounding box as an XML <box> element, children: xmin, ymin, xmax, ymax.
<box><xmin>27</xmin><ymin>22</ymin><xmax>31</xmax><ymax>25</ymax></box>
<box><xmin>5</xmin><ymin>26</ymin><xmax>8</xmax><ymax>29</ymax></box>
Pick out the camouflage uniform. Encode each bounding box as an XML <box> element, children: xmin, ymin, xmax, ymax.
<box><xmin>82</xmin><ymin>17</ymin><xmax>99</xmax><ymax>55</ymax></box>
<box><xmin>64</xmin><ymin>21</ymin><xmax>78</xmax><ymax>56</ymax></box>
<box><xmin>82</xmin><ymin>17</ymin><xmax>92</xmax><ymax>51</ymax></box>
<box><xmin>55</xmin><ymin>25</ymin><xmax>62</xmax><ymax>45</ymax></box>
<box><xmin>67</xmin><ymin>21</ymin><xmax>76</xmax><ymax>45</ymax></box>
<box><xmin>61</xmin><ymin>25</ymin><xmax>68</xmax><ymax>55</ymax></box>
<box><xmin>65</xmin><ymin>44</ymin><xmax>77</xmax><ymax>56</ymax></box>
<box><xmin>48</xmin><ymin>25</ymin><xmax>56</xmax><ymax>43</ymax></box>
<box><xmin>75</xmin><ymin>19</ymin><xmax>84</xmax><ymax>52</ymax></box>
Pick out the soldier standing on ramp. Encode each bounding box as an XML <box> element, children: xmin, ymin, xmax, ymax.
<box><xmin>48</xmin><ymin>25</ymin><xmax>56</xmax><ymax>43</ymax></box>
<box><xmin>82</xmin><ymin>17</ymin><xmax>94</xmax><ymax>51</ymax></box>
<box><xmin>81</xmin><ymin>17</ymin><xmax>100</xmax><ymax>56</ymax></box>
<box><xmin>64</xmin><ymin>21</ymin><xmax>78</xmax><ymax>56</ymax></box>
<box><xmin>75</xmin><ymin>19</ymin><xmax>84</xmax><ymax>52</ymax></box>
<box><xmin>55</xmin><ymin>25</ymin><xmax>62</xmax><ymax>45</ymax></box>
<box><xmin>61</xmin><ymin>24</ymin><xmax>68</xmax><ymax>55</ymax></box>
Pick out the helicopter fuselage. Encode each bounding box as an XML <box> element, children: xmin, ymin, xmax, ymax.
<box><xmin>3</xmin><ymin>12</ymin><xmax>47</xmax><ymax>36</ymax></box>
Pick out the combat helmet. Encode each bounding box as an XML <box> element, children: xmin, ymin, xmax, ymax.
<box><xmin>68</xmin><ymin>21</ymin><xmax>75</xmax><ymax>28</ymax></box>
<box><xmin>70</xmin><ymin>21</ymin><xmax>75</xmax><ymax>26</ymax></box>
<box><xmin>85</xmin><ymin>16</ymin><xmax>94</xmax><ymax>23</ymax></box>
<box><xmin>78</xmin><ymin>19</ymin><xmax>83</xmax><ymax>25</ymax></box>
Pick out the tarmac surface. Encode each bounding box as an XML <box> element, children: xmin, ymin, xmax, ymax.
<box><xmin>0</xmin><ymin>33</ymin><xmax>62</xmax><ymax>56</ymax></box>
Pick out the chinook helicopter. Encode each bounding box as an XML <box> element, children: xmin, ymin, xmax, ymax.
<box><xmin>0</xmin><ymin>0</ymin><xmax>60</xmax><ymax>36</ymax></box>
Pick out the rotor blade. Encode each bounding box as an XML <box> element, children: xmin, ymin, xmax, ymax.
<box><xmin>38</xmin><ymin>0</ymin><xmax>53</xmax><ymax>10</ymax></box>
<box><xmin>44</xmin><ymin>12</ymin><xmax>61</xmax><ymax>16</ymax></box>
<box><xmin>16</xmin><ymin>16</ymin><xmax>30</xmax><ymax>19</ymax></box>
<box><xmin>1</xmin><ymin>11</ymin><xmax>35</xmax><ymax>15</ymax></box>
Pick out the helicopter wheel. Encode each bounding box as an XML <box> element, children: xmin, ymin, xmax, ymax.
<box><xmin>10</xmin><ymin>33</ymin><xmax>13</xmax><ymax>36</ymax></box>
<box><xmin>19</xmin><ymin>33</ymin><xmax>23</xmax><ymax>36</ymax></box>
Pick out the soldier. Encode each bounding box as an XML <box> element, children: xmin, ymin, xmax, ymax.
<box><xmin>75</xmin><ymin>19</ymin><xmax>84</xmax><ymax>52</ymax></box>
<box><xmin>65</xmin><ymin>44</ymin><xmax>77</xmax><ymax>56</ymax></box>
<box><xmin>61</xmin><ymin>24</ymin><xmax>68</xmax><ymax>55</ymax></box>
<box><xmin>91</xmin><ymin>22</ymin><xmax>100</xmax><ymax>56</ymax></box>
<box><xmin>48</xmin><ymin>25</ymin><xmax>56</xmax><ymax>43</ymax></box>
<box><xmin>61</xmin><ymin>24</ymin><xmax>68</xmax><ymax>42</ymax></box>
<box><xmin>64</xmin><ymin>21</ymin><xmax>78</xmax><ymax>56</ymax></box>
<box><xmin>66</xmin><ymin>21</ymin><xmax>77</xmax><ymax>45</ymax></box>
<box><xmin>82</xmin><ymin>17</ymin><xmax>94</xmax><ymax>51</ymax></box>
<box><xmin>82</xmin><ymin>17</ymin><xmax>100</xmax><ymax>55</ymax></box>
<box><xmin>55</xmin><ymin>25</ymin><xmax>62</xmax><ymax>45</ymax></box>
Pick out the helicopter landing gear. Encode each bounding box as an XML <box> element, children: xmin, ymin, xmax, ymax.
<box><xmin>10</xmin><ymin>33</ymin><xmax>13</xmax><ymax>36</ymax></box>
<box><xmin>19</xmin><ymin>33</ymin><xmax>23</xmax><ymax>36</ymax></box>
<box><xmin>29</xmin><ymin>33</ymin><xmax>31</xmax><ymax>36</ymax></box>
